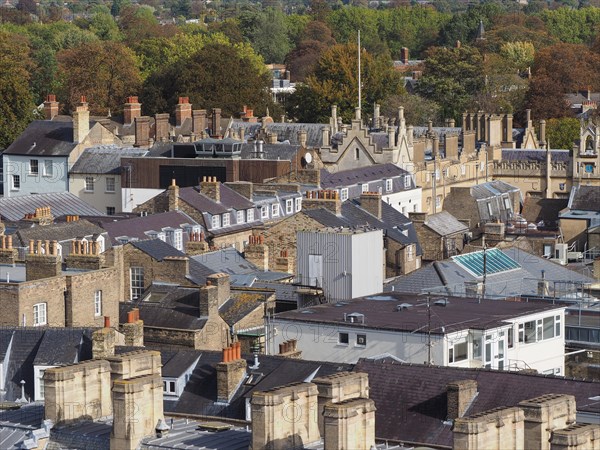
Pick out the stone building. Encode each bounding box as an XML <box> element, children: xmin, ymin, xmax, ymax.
<box><xmin>409</xmin><ymin>210</ymin><xmax>469</xmax><ymax>261</ymax></box>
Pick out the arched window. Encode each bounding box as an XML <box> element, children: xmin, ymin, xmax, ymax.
<box><xmin>585</xmin><ymin>136</ymin><xmax>594</xmax><ymax>152</ymax></box>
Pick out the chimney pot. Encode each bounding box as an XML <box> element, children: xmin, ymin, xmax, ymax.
<box><xmin>104</xmin><ymin>316</ymin><xmax>110</xmax><ymax>328</ymax></box>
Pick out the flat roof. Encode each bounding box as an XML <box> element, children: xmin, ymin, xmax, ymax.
<box><xmin>274</xmin><ymin>293</ymin><xmax>564</xmax><ymax>334</ymax></box>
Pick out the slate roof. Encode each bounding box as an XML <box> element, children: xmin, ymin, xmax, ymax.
<box><xmin>99</xmin><ymin>211</ymin><xmax>198</xmax><ymax>244</ymax></box>
<box><xmin>0</xmin><ymin>192</ymin><xmax>104</xmax><ymax>222</ymax></box>
<box><xmin>32</xmin><ymin>328</ymin><xmax>92</xmax><ymax>366</ymax></box>
<box><xmin>469</xmin><ymin>180</ymin><xmax>520</xmax><ymax>200</ymax></box>
<box><xmin>13</xmin><ymin>219</ymin><xmax>107</xmax><ymax>247</ymax></box>
<box><xmin>229</xmin><ymin>122</ymin><xmax>324</xmax><ymax>147</ymax></box>
<box><xmin>521</xmin><ymin>197</ymin><xmax>569</xmax><ymax>229</ymax></box>
<box><xmin>274</xmin><ymin>294</ymin><xmax>562</xmax><ymax>334</ymax></box>
<box><xmin>424</xmin><ymin>211</ymin><xmax>468</xmax><ymax>236</ymax></box>
<box><xmin>501</xmin><ymin>149</ymin><xmax>571</xmax><ymax>163</ymax></box>
<box><xmin>0</xmin><ymin>404</ymin><xmax>46</xmax><ymax>450</ymax></box>
<box><xmin>192</xmin><ymin>248</ymin><xmax>257</xmax><ymax>275</ymax></box>
<box><xmin>160</xmin><ymin>351</ymin><xmax>201</xmax><ymax>378</ymax></box>
<box><xmin>70</xmin><ymin>146</ymin><xmax>147</xmax><ymax>174</ymax></box>
<box><xmin>354</xmin><ymin>358</ymin><xmax>600</xmax><ymax>447</ymax></box>
<box><xmin>385</xmin><ymin>247</ymin><xmax>595</xmax><ymax>298</ymax></box>
<box><xmin>219</xmin><ymin>292</ymin><xmax>267</xmax><ymax>326</ymax></box>
<box><xmin>569</xmin><ymin>185</ymin><xmax>600</xmax><ymax>212</ymax></box>
<box><xmin>320</xmin><ymin>164</ymin><xmax>410</xmax><ymax>189</ymax></box>
<box><xmin>129</xmin><ymin>239</ymin><xmax>186</xmax><ymax>261</ymax></box>
<box><xmin>3</xmin><ymin>120</ymin><xmax>77</xmax><ymax>156</ymax></box>
<box><xmin>179</xmin><ymin>184</ymin><xmax>254</xmax><ymax>215</ymax></box>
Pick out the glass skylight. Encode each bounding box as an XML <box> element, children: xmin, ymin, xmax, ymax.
<box><xmin>452</xmin><ymin>248</ymin><xmax>521</xmax><ymax>277</ymax></box>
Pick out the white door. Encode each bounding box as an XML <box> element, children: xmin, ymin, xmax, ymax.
<box><xmin>308</xmin><ymin>254</ymin><xmax>323</xmax><ymax>287</ymax></box>
<box><xmin>484</xmin><ymin>332</ymin><xmax>506</xmax><ymax>370</ymax></box>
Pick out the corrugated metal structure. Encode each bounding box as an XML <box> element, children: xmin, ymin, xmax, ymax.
<box><xmin>296</xmin><ymin>228</ymin><xmax>383</xmax><ymax>302</ymax></box>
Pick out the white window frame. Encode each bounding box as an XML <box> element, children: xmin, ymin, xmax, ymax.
<box><xmin>44</xmin><ymin>160</ymin><xmax>53</xmax><ymax>177</ymax></box>
<box><xmin>105</xmin><ymin>177</ymin><xmax>115</xmax><ymax>193</ymax></box>
<box><xmin>356</xmin><ymin>334</ymin><xmax>367</xmax><ymax>347</ymax></box>
<box><xmin>386</xmin><ymin>179</ymin><xmax>393</xmax><ymax>192</ymax></box>
<box><xmin>94</xmin><ymin>290</ymin><xmax>102</xmax><ymax>317</ymax></box>
<box><xmin>237</xmin><ymin>210</ymin><xmax>245</xmax><ymax>224</ymax></box>
<box><xmin>173</xmin><ymin>229</ymin><xmax>183</xmax><ymax>250</ymax></box>
<box><xmin>163</xmin><ymin>380</ymin><xmax>176</xmax><ymax>394</ymax></box>
<box><xmin>247</xmin><ymin>208</ymin><xmax>254</xmax><ymax>222</ymax></box>
<box><xmin>130</xmin><ymin>267</ymin><xmax>144</xmax><ymax>300</ymax></box>
<box><xmin>338</xmin><ymin>332</ymin><xmax>349</xmax><ymax>345</ymax></box>
<box><xmin>12</xmin><ymin>174</ymin><xmax>20</xmax><ymax>190</ymax></box>
<box><xmin>261</xmin><ymin>206</ymin><xmax>269</xmax><ymax>220</ymax></box>
<box><xmin>361</xmin><ymin>183</ymin><xmax>369</xmax><ymax>193</ymax></box>
<box><xmin>212</xmin><ymin>215</ymin><xmax>220</xmax><ymax>228</ymax></box>
<box><xmin>503</xmin><ymin>197</ymin><xmax>511</xmax><ymax>211</ymax></box>
<box><xmin>486</xmin><ymin>202</ymin><xmax>493</xmax><ymax>216</ymax></box>
<box><xmin>222</xmin><ymin>213</ymin><xmax>230</xmax><ymax>227</ymax></box>
<box><xmin>271</xmin><ymin>203</ymin><xmax>280</xmax><ymax>217</ymax></box>
<box><xmin>286</xmin><ymin>199</ymin><xmax>293</xmax><ymax>214</ymax></box>
<box><xmin>404</xmin><ymin>176</ymin><xmax>411</xmax><ymax>189</ymax></box>
<box><xmin>33</xmin><ymin>303</ymin><xmax>47</xmax><ymax>326</ymax></box>
<box><xmin>295</xmin><ymin>197</ymin><xmax>302</xmax><ymax>212</ymax></box>
<box><xmin>340</xmin><ymin>188</ymin><xmax>349</xmax><ymax>201</ymax></box>
<box><xmin>29</xmin><ymin>159</ymin><xmax>39</xmax><ymax>175</ymax></box>
<box><xmin>448</xmin><ymin>340</ymin><xmax>468</xmax><ymax>363</ymax></box>
<box><xmin>85</xmin><ymin>176</ymin><xmax>94</xmax><ymax>192</ymax></box>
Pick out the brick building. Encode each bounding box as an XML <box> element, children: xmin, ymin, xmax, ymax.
<box><xmin>409</xmin><ymin>210</ymin><xmax>469</xmax><ymax>261</ymax></box>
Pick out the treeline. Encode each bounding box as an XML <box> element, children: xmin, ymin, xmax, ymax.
<box><xmin>1</xmin><ymin>1</ymin><xmax>600</xmax><ymax>149</ymax></box>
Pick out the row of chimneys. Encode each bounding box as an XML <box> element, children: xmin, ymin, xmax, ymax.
<box><xmin>0</xmin><ymin>235</ymin><xmax>13</xmax><ymax>250</ymax></box>
<box><xmin>70</xmin><ymin>239</ymin><xmax>101</xmax><ymax>256</ymax></box>
<box><xmin>28</xmin><ymin>239</ymin><xmax>59</xmax><ymax>256</ymax></box>
<box><xmin>23</xmin><ymin>206</ymin><xmax>53</xmax><ymax>221</ymax></box>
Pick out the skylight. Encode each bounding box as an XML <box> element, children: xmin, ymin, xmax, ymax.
<box><xmin>452</xmin><ymin>248</ymin><xmax>521</xmax><ymax>278</ymax></box>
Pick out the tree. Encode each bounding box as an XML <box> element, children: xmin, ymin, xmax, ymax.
<box><xmin>0</xmin><ymin>31</ymin><xmax>34</xmax><ymax>149</ymax></box>
<box><xmin>500</xmin><ymin>41</ymin><xmax>535</xmax><ymax>71</ymax></box>
<box><xmin>16</xmin><ymin>0</ymin><xmax>37</xmax><ymax>15</ymax></box>
<box><xmin>57</xmin><ymin>41</ymin><xmax>141</xmax><ymax>115</ymax></box>
<box><xmin>437</xmin><ymin>3</ymin><xmax>504</xmax><ymax>47</ymax></box>
<box><xmin>240</xmin><ymin>8</ymin><xmax>292</xmax><ymax>64</ymax></box>
<box><xmin>546</xmin><ymin>118</ymin><xmax>580</xmax><ymax>150</ymax></box>
<box><xmin>416</xmin><ymin>45</ymin><xmax>484</xmax><ymax>121</ymax></box>
<box><xmin>381</xmin><ymin>93</ymin><xmax>441</xmax><ymax>126</ymax></box>
<box><xmin>141</xmin><ymin>42</ymin><xmax>273</xmax><ymax>116</ymax></box>
<box><xmin>286</xmin><ymin>43</ymin><xmax>404</xmax><ymax>122</ymax></box>
<box><xmin>285</xmin><ymin>21</ymin><xmax>336</xmax><ymax>82</ymax></box>
<box><xmin>88</xmin><ymin>7</ymin><xmax>123</xmax><ymax>40</ymax></box>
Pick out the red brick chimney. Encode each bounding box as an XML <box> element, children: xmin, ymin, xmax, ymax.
<box><xmin>175</xmin><ymin>97</ymin><xmax>192</xmax><ymax>127</ymax></box>
<box><xmin>44</xmin><ymin>94</ymin><xmax>59</xmax><ymax>120</ymax></box>
<box><xmin>123</xmin><ymin>96</ymin><xmax>141</xmax><ymax>125</ymax></box>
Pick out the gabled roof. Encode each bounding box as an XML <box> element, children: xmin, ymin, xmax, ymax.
<box><xmin>13</xmin><ymin>219</ymin><xmax>107</xmax><ymax>247</ymax></box>
<box><xmin>219</xmin><ymin>292</ymin><xmax>266</xmax><ymax>326</ymax></box>
<box><xmin>70</xmin><ymin>145</ymin><xmax>147</xmax><ymax>174</ymax></box>
<box><xmin>3</xmin><ymin>120</ymin><xmax>77</xmax><ymax>156</ymax></box>
<box><xmin>354</xmin><ymin>358</ymin><xmax>600</xmax><ymax>447</ymax></box>
<box><xmin>129</xmin><ymin>239</ymin><xmax>186</xmax><ymax>261</ymax></box>
<box><xmin>320</xmin><ymin>164</ymin><xmax>410</xmax><ymax>189</ymax></box>
<box><xmin>469</xmin><ymin>180</ymin><xmax>520</xmax><ymax>200</ymax></box>
<box><xmin>424</xmin><ymin>211</ymin><xmax>468</xmax><ymax>236</ymax></box>
<box><xmin>0</xmin><ymin>192</ymin><xmax>104</xmax><ymax>222</ymax></box>
<box><xmin>33</xmin><ymin>328</ymin><xmax>93</xmax><ymax>366</ymax></box>
<box><xmin>179</xmin><ymin>184</ymin><xmax>254</xmax><ymax>215</ymax></box>
<box><xmin>99</xmin><ymin>211</ymin><xmax>198</xmax><ymax>244</ymax></box>
<box><xmin>192</xmin><ymin>248</ymin><xmax>258</xmax><ymax>275</ymax></box>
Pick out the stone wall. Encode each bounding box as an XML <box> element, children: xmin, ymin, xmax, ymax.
<box><xmin>518</xmin><ymin>394</ymin><xmax>576</xmax><ymax>450</ymax></box>
<box><xmin>453</xmin><ymin>407</ymin><xmax>525</xmax><ymax>450</ymax></box>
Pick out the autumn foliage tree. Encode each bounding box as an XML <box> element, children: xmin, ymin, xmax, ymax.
<box><xmin>57</xmin><ymin>41</ymin><xmax>141</xmax><ymax>115</ymax></box>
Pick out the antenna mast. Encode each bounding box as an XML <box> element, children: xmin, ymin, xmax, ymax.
<box><xmin>358</xmin><ymin>30</ymin><xmax>361</xmax><ymax>112</ymax></box>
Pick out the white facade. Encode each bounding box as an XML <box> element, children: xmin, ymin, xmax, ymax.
<box><xmin>296</xmin><ymin>229</ymin><xmax>384</xmax><ymax>302</ymax></box>
<box><xmin>383</xmin><ymin>187</ymin><xmax>422</xmax><ymax>216</ymax></box>
<box><xmin>70</xmin><ymin>174</ymin><xmax>123</xmax><ymax>215</ymax></box>
<box><xmin>121</xmin><ymin>188</ymin><xmax>164</xmax><ymax>213</ymax></box>
<box><xmin>270</xmin><ymin>307</ymin><xmax>565</xmax><ymax>374</ymax></box>
<box><xmin>2</xmin><ymin>155</ymin><xmax>68</xmax><ymax>197</ymax></box>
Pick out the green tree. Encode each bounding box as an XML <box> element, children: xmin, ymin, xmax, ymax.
<box><xmin>141</xmin><ymin>42</ymin><xmax>272</xmax><ymax>116</ymax></box>
<box><xmin>88</xmin><ymin>7</ymin><xmax>123</xmax><ymax>40</ymax></box>
<box><xmin>437</xmin><ymin>3</ymin><xmax>504</xmax><ymax>47</ymax></box>
<box><xmin>57</xmin><ymin>40</ymin><xmax>141</xmax><ymax>115</ymax></box>
<box><xmin>546</xmin><ymin>117</ymin><xmax>580</xmax><ymax>150</ymax></box>
<box><xmin>241</xmin><ymin>8</ymin><xmax>291</xmax><ymax>63</ymax></box>
<box><xmin>0</xmin><ymin>31</ymin><xmax>34</xmax><ymax>149</ymax></box>
<box><xmin>500</xmin><ymin>41</ymin><xmax>535</xmax><ymax>70</ymax></box>
<box><xmin>416</xmin><ymin>45</ymin><xmax>484</xmax><ymax>121</ymax></box>
<box><xmin>541</xmin><ymin>7</ymin><xmax>600</xmax><ymax>44</ymax></box>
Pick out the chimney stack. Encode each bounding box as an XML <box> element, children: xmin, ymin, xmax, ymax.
<box><xmin>198</xmin><ymin>274</ymin><xmax>231</xmax><ymax>317</ymax></box>
<box><xmin>65</xmin><ymin>238</ymin><xmax>104</xmax><ymax>270</ymax></box>
<box><xmin>373</xmin><ymin>103</ymin><xmax>380</xmax><ymax>129</ymax></box>
<box><xmin>447</xmin><ymin>380</ymin><xmax>478</xmax><ymax>420</ymax></box>
<box><xmin>124</xmin><ymin>96</ymin><xmax>141</xmax><ymax>125</ymax></box>
<box><xmin>244</xmin><ymin>234</ymin><xmax>269</xmax><ymax>271</ymax></box>
<box><xmin>303</xmin><ymin>190</ymin><xmax>342</xmax><ymax>216</ymax></box>
<box><xmin>192</xmin><ymin>109</ymin><xmax>207</xmax><ymax>135</ymax></box>
<box><xmin>175</xmin><ymin>97</ymin><xmax>192</xmax><ymax>127</ymax></box>
<box><xmin>92</xmin><ymin>326</ymin><xmax>117</xmax><ymax>359</ymax></box>
<box><xmin>323</xmin><ymin>399</ymin><xmax>376</xmax><ymax>450</ymax></box>
<box><xmin>0</xmin><ymin>235</ymin><xmax>17</xmax><ymax>265</ymax></box>
<box><xmin>539</xmin><ymin>119</ymin><xmax>547</xmax><ymax>149</ymax></box>
<box><xmin>360</xmin><ymin>192</ymin><xmax>382</xmax><ymax>220</ymax></box>
<box><xmin>168</xmin><ymin>178</ymin><xmax>179</xmax><ymax>211</ymax></box>
<box><xmin>154</xmin><ymin>113</ymin><xmax>170</xmax><ymax>142</ymax></box>
<box><xmin>200</xmin><ymin>176</ymin><xmax>221</xmax><ymax>202</ymax></box>
<box><xmin>121</xmin><ymin>308</ymin><xmax>144</xmax><ymax>347</ymax></box>
<box><xmin>44</xmin><ymin>94</ymin><xmax>59</xmax><ymax>120</ymax></box>
<box><xmin>134</xmin><ymin>116</ymin><xmax>151</xmax><ymax>147</ymax></box>
<box><xmin>73</xmin><ymin>96</ymin><xmax>90</xmax><ymax>144</ymax></box>
<box><xmin>25</xmin><ymin>240</ymin><xmax>61</xmax><ymax>281</ymax></box>
<box><xmin>211</xmin><ymin>108</ymin><xmax>221</xmax><ymax>137</ymax></box>
<box><xmin>185</xmin><ymin>230</ymin><xmax>210</xmax><ymax>256</ymax></box>
<box><xmin>216</xmin><ymin>342</ymin><xmax>246</xmax><ymax>403</ymax></box>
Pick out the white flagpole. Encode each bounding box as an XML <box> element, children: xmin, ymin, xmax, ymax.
<box><xmin>358</xmin><ymin>30</ymin><xmax>361</xmax><ymax>112</ymax></box>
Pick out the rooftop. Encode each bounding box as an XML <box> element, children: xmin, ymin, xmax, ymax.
<box><xmin>320</xmin><ymin>164</ymin><xmax>411</xmax><ymax>189</ymax></box>
<box><xmin>3</xmin><ymin>120</ymin><xmax>78</xmax><ymax>156</ymax></box>
<box><xmin>0</xmin><ymin>192</ymin><xmax>104</xmax><ymax>222</ymax></box>
<box><xmin>70</xmin><ymin>145</ymin><xmax>147</xmax><ymax>174</ymax></box>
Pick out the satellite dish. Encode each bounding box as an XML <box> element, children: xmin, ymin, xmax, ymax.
<box><xmin>304</xmin><ymin>152</ymin><xmax>312</xmax><ymax>164</ymax></box>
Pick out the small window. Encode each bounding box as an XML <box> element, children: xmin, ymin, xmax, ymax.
<box><xmin>237</xmin><ymin>210</ymin><xmax>245</xmax><ymax>224</ymax></box>
<box><xmin>212</xmin><ymin>215</ymin><xmax>220</xmax><ymax>228</ymax></box>
<box><xmin>340</xmin><ymin>188</ymin><xmax>349</xmax><ymax>201</ymax></box>
<box><xmin>163</xmin><ymin>380</ymin><xmax>176</xmax><ymax>394</ymax></box>
<box><xmin>106</xmin><ymin>207</ymin><xmax>115</xmax><ymax>215</ymax></box>
<box><xmin>261</xmin><ymin>206</ymin><xmax>269</xmax><ymax>220</ymax></box>
<box><xmin>486</xmin><ymin>202</ymin><xmax>493</xmax><ymax>216</ymax></box>
<box><xmin>94</xmin><ymin>291</ymin><xmax>102</xmax><ymax>316</ymax></box>
<box><xmin>355</xmin><ymin>148</ymin><xmax>360</xmax><ymax>160</ymax></box>
<box><xmin>44</xmin><ymin>160</ymin><xmax>53</xmax><ymax>177</ymax></box>
<box><xmin>460</xmin><ymin>164</ymin><xmax>466</xmax><ymax>175</ymax></box>
<box><xmin>404</xmin><ymin>175</ymin><xmax>411</xmax><ymax>189</ymax></box>
<box><xmin>286</xmin><ymin>199</ymin><xmax>293</xmax><ymax>214</ymax></box>
<box><xmin>222</xmin><ymin>213</ymin><xmax>230</xmax><ymax>227</ymax></box>
<box><xmin>338</xmin><ymin>332</ymin><xmax>349</xmax><ymax>345</ymax></box>
<box><xmin>503</xmin><ymin>197</ymin><xmax>511</xmax><ymax>211</ymax></box>
<box><xmin>448</xmin><ymin>341</ymin><xmax>468</xmax><ymax>363</ymax></box>
<box><xmin>386</xmin><ymin>179</ymin><xmax>393</xmax><ymax>192</ymax></box>
<box><xmin>106</xmin><ymin>177</ymin><xmax>115</xmax><ymax>193</ymax></box>
<box><xmin>271</xmin><ymin>203</ymin><xmax>280</xmax><ymax>217</ymax></box>
<box><xmin>12</xmin><ymin>175</ymin><xmax>20</xmax><ymax>190</ymax></box>
<box><xmin>173</xmin><ymin>229</ymin><xmax>183</xmax><ymax>250</ymax></box>
<box><xmin>507</xmin><ymin>326</ymin><xmax>514</xmax><ymax>348</ymax></box>
<box><xmin>85</xmin><ymin>176</ymin><xmax>94</xmax><ymax>192</ymax></box>
<box><xmin>247</xmin><ymin>208</ymin><xmax>254</xmax><ymax>222</ymax></box>
<box><xmin>29</xmin><ymin>159</ymin><xmax>39</xmax><ymax>175</ymax></box>
<box><xmin>33</xmin><ymin>303</ymin><xmax>47</xmax><ymax>326</ymax></box>
<box><xmin>356</xmin><ymin>334</ymin><xmax>367</xmax><ymax>346</ymax></box>
<box><xmin>555</xmin><ymin>315</ymin><xmax>561</xmax><ymax>337</ymax></box>
<box><xmin>295</xmin><ymin>197</ymin><xmax>302</xmax><ymax>212</ymax></box>
<box><xmin>361</xmin><ymin>183</ymin><xmax>368</xmax><ymax>193</ymax></box>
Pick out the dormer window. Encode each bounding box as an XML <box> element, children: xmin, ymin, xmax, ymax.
<box><xmin>237</xmin><ymin>210</ymin><xmax>245</xmax><ymax>224</ymax></box>
<box><xmin>361</xmin><ymin>183</ymin><xmax>368</xmax><ymax>193</ymax></box>
<box><xmin>286</xmin><ymin>199</ymin><xmax>293</xmax><ymax>214</ymax></box>
<box><xmin>271</xmin><ymin>203</ymin><xmax>280</xmax><ymax>217</ymax></box>
<box><xmin>212</xmin><ymin>215</ymin><xmax>220</xmax><ymax>228</ymax></box>
<box><xmin>247</xmin><ymin>208</ymin><xmax>255</xmax><ymax>222</ymax></box>
<box><xmin>386</xmin><ymin>179</ymin><xmax>393</xmax><ymax>192</ymax></box>
<box><xmin>222</xmin><ymin>213</ymin><xmax>230</xmax><ymax>227</ymax></box>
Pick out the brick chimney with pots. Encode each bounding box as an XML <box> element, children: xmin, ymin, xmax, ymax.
<box><xmin>192</xmin><ymin>109</ymin><xmax>207</xmax><ymax>135</ymax></box>
<box><xmin>92</xmin><ymin>317</ymin><xmax>116</xmax><ymax>359</ymax></box>
<box><xmin>73</xmin><ymin>96</ymin><xmax>90</xmax><ymax>144</ymax></box>
<box><xmin>44</xmin><ymin>94</ymin><xmax>59</xmax><ymax>120</ymax></box>
<box><xmin>175</xmin><ymin>97</ymin><xmax>192</xmax><ymax>127</ymax></box>
<box><xmin>121</xmin><ymin>308</ymin><xmax>144</xmax><ymax>347</ymax></box>
<box><xmin>275</xmin><ymin>249</ymin><xmax>292</xmax><ymax>273</ymax></box>
<box><xmin>244</xmin><ymin>234</ymin><xmax>269</xmax><ymax>271</ymax></box>
<box><xmin>26</xmin><ymin>240</ymin><xmax>61</xmax><ymax>281</ymax></box>
<box><xmin>200</xmin><ymin>176</ymin><xmax>221</xmax><ymax>202</ymax></box>
<box><xmin>303</xmin><ymin>190</ymin><xmax>341</xmax><ymax>216</ymax></box>
<box><xmin>123</xmin><ymin>96</ymin><xmax>141</xmax><ymax>125</ymax></box>
<box><xmin>401</xmin><ymin>47</ymin><xmax>409</xmax><ymax>64</ymax></box>
<box><xmin>0</xmin><ymin>235</ymin><xmax>17</xmax><ymax>265</ymax></box>
<box><xmin>360</xmin><ymin>192</ymin><xmax>382</xmax><ymax>220</ymax></box>
<box><xmin>65</xmin><ymin>239</ymin><xmax>104</xmax><ymax>270</ymax></box>
<box><xmin>216</xmin><ymin>342</ymin><xmax>247</xmax><ymax>403</ymax></box>
<box><xmin>211</xmin><ymin>108</ymin><xmax>222</xmax><ymax>137</ymax></box>
<box><xmin>186</xmin><ymin>231</ymin><xmax>210</xmax><ymax>256</ymax></box>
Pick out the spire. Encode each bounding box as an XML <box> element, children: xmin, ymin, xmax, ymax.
<box><xmin>476</xmin><ymin>19</ymin><xmax>485</xmax><ymax>41</ymax></box>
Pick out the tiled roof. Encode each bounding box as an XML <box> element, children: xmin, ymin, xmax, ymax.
<box><xmin>70</xmin><ymin>145</ymin><xmax>147</xmax><ymax>174</ymax></box>
<box><xmin>354</xmin><ymin>358</ymin><xmax>600</xmax><ymax>447</ymax></box>
<box><xmin>160</xmin><ymin>350</ymin><xmax>201</xmax><ymax>378</ymax></box>
<box><xmin>129</xmin><ymin>239</ymin><xmax>186</xmax><ymax>261</ymax></box>
<box><xmin>501</xmin><ymin>149</ymin><xmax>571</xmax><ymax>162</ymax></box>
<box><xmin>219</xmin><ymin>292</ymin><xmax>265</xmax><ymax>326</ymax></box>
<box><xmin>0</xmin><ymin>192</ymin><xmax>104</xmax><ymax>222</ymax></box>
<box><xmin>320</xmin><ymin>164</ymin><xmax>409</xmax><ymax>188</ymax></box>
<box><xmin>179</xmin><ymin>184</ymin><xmax>254</xmax><ymax>215</ymax></box>
<box><xmin>33</xmin><ymin>328</ymin><xmax>93</xmax><ymax>366</ymax></box>
<box><xmin>469</xmin><ymin>180</ymin><xmax>520</xmax><ymax>200</ymax></box>
<box><xmin>99</xmin><ymin>211</ymin><xmax>198</xmax><ymax>244</ymax></box>
<box><xmin>120</xmin><ymin>299</ymin><xmax>208</xmax><ymax>331</ymax></box>
<box><xmin>424</xmin><ymin>211</ymin><xmax>468</xmax><ymax>236</ymax></box>
<box><xmin>14</xmin><ymin>219</ymin><xmax>107</xmax><ymax>247</ymax></box>
<box><xmin>3</xmin><ymin>120</ymin><xmax>78</xmax><ymax>156</ymax></box>
<box><xmin>569</xmin><ymin>185</ymin><xmax>600</xmax><ymax>212</ymax></box>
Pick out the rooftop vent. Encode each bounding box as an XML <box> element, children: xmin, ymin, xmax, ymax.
<box><xmin>434</xmin><ymin>298</ymin><xmax>450</xmax><ymax>307</ymax></box>
<box><xmin>346</xmin><ymin>312</ymin><xmax>365</xmax><ymax>323</ymax></box>
<box><xmin>396</xmin><ymin>303</ymin><xmax>412</xmax><ymax>311</ymax></box>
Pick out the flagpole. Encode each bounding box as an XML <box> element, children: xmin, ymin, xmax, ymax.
<box><xmin>358</xmin><ymin>29</ymin><xmax>361</xmax><ymax>112</ymax></box>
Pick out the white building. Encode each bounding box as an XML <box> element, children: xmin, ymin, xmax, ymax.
<box><xmin>269</xmin><ymin>293</ymin><xmax>565</xmax><ymax>375</ymax></box>
<box><xmin>296</xmin><ymin>228</ymin><xmax>384</xmax><ymax>302</ymax></box>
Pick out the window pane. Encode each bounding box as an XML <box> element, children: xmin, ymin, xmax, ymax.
<box><xmin>543</xmin><ymin>316</ymin><xmax>554</xmax><ymax>340</ymax></box>
<box><xmin>524</xmin><ymin>321</ymin><xmax>536</xmax><ymax>343</ymax></box>
<box><xmin>454</xmin><ymin>342</ymin><xmax>468</xmax><ymax>361</ymax></box>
